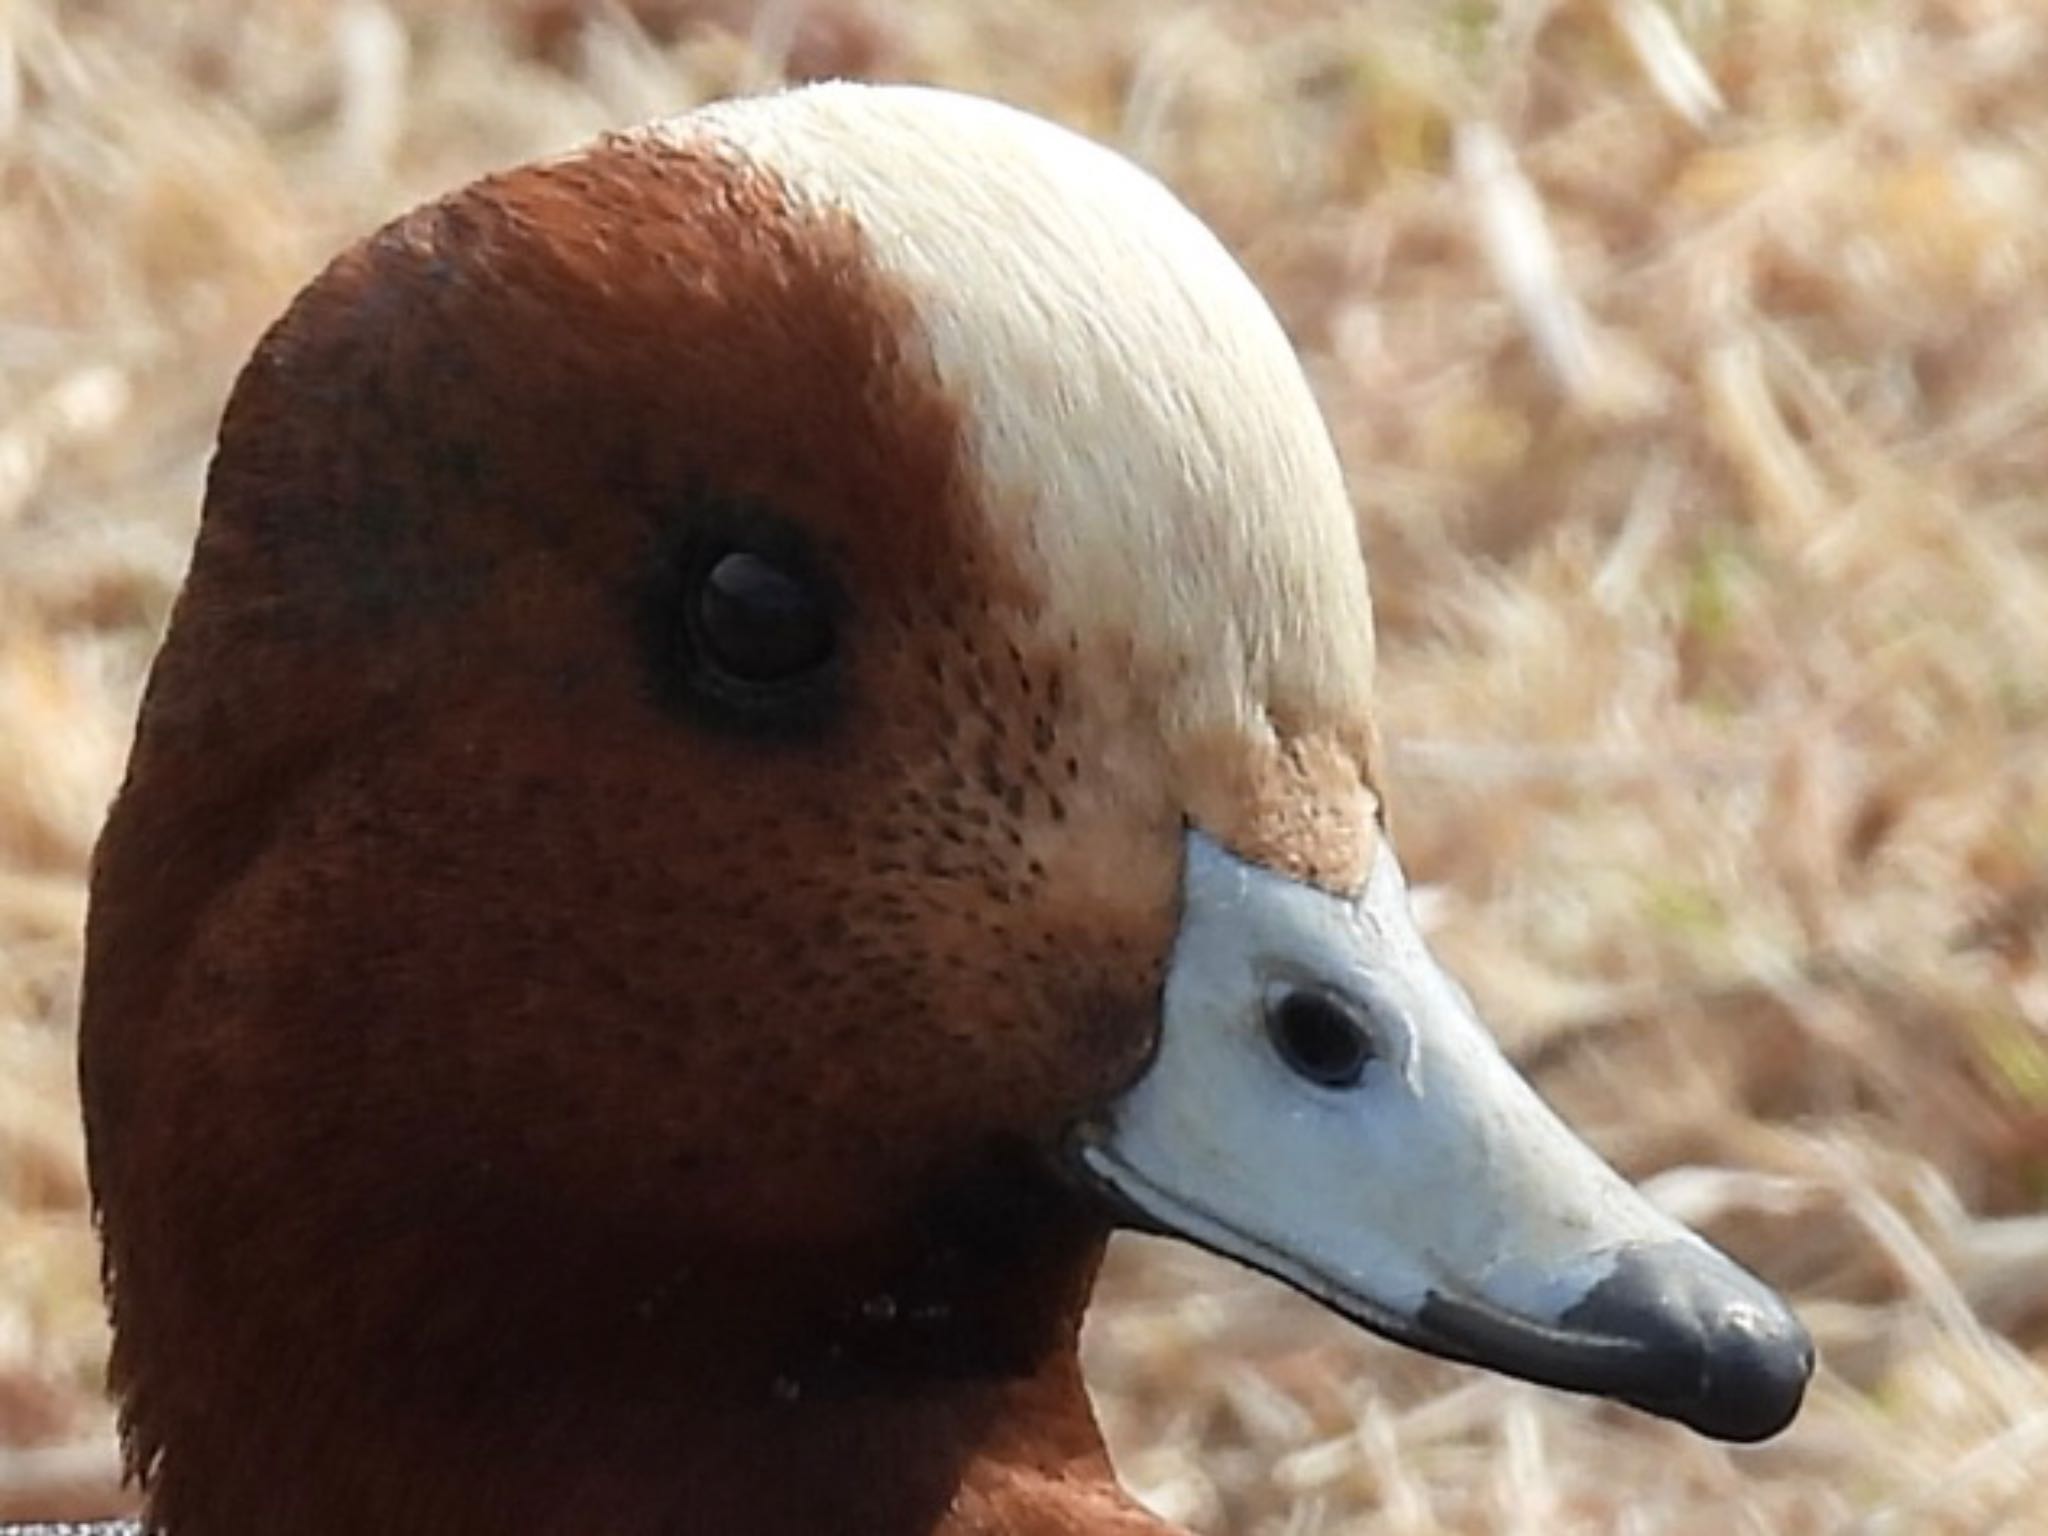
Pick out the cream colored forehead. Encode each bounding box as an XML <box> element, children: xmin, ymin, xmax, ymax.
<box><xmin>660</xmin><ymin>83</ymin><xmax>1374</xmax><ymax>742</ymax></box>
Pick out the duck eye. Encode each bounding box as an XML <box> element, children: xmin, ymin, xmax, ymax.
<box><xmin>690</xmin><ymin>550</ymin><xmax>833</xmax><ymax>684</ymax></box>
<box><xmin>1265</xmin><ymin>987</ymin><xmax>1376</xmax><ymax>1089</ymax></box>
<box><xmin>640</xmin><ymin>500</ymin><xmax>842</xmax><ymax>738</ymax></box>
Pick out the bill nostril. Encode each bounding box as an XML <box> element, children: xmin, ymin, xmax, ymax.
<box><xmin>1263</xmin><ymin>986</ymin><xmax>1376</xmax><ymax>1089</ymax></box>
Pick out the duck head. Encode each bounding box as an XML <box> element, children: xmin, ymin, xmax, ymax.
<box><xmin>81</xmin><ymin>83</ymin><xmax>1809</xmax><ymax>1536</ymax></box>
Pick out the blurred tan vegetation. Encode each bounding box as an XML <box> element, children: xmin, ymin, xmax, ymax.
<box><xmin>3</xmin><ymin>0</ymin><xmax>2047</xmax><ymax>1529</ymax></box>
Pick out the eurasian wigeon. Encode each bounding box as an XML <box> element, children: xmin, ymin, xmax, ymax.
<box><xmin>58</xmin><ymin>82</ymin><xmax>1810</xmax><ymax>1536</ymax></box>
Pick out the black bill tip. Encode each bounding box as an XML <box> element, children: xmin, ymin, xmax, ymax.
<box><xmin>1415</xmin><ymin>1240</ymin><xmax>1813</xmax><ymax>1443</ymax></box>
<box><xmin>1560</xmin><ymin>1240</ymin><xmax>1814</xmax><ymax>1442</ymax></box>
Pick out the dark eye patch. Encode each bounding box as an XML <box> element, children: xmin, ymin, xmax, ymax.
<box><xmin>638</xmin><ymin>496</ymin><xmax>844</xmax><ymax>740</ymax></box>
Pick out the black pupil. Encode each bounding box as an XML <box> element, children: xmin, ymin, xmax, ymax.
<box><xmin>694</xmin><ymin>550</ymin><xmax>831</xmax><ymax>683</ymax></box>
<box><xmin>1266</xmin><ymin>988</ymin><xmax>1375</xmax><ymax>1088</ymax></box>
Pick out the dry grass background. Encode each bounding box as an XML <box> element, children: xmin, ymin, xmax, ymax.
<box><xmin>3</xmin><ymin>0</ymin><xmax>2047</xmax><ymax>1529</ymax></box>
